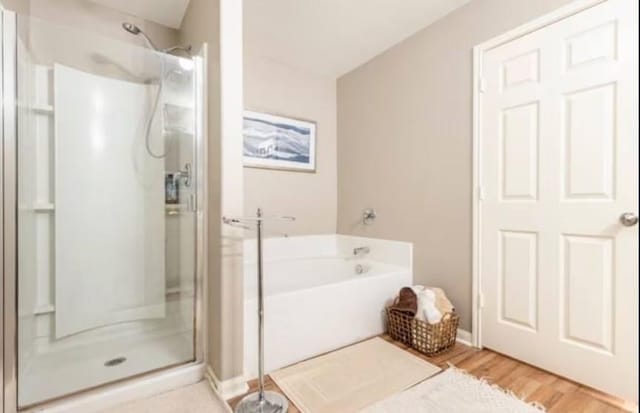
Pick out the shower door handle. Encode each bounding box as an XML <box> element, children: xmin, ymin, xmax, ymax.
<box><xmin>188</xmin><ymin>193</ymin><xmax>197</xmax><ymax>212</ymax></box>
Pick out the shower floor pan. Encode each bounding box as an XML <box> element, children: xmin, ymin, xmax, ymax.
<box><xmin>19</xmin><ymin>330</ymin><xmax>194</xmax><ymax>407</ymax></box>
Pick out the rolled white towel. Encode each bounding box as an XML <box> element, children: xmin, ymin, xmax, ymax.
<box><xmin>411</xmin><ymin>286</ymin><xmax>443</xmax><ymax>324</ymax></box>
<box><xmin>421</xmin><ymin>289</ymin><xmax>443</xmax><ymax>324</ymax></box>
<box><xmin>411</xmin><ymin>286</ymin><xmax>426</xmax><ymax>321</ymax></box>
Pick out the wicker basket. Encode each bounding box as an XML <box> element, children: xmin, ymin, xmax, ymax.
<box><xmin>386</xmin><ymin>307</ymin><xmax>459</xmax><ymax>356</ymax></box>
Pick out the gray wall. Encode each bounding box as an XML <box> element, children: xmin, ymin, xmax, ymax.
<box><xmin>243</xmin><ymin>54</ymin><xmax>337</xmax><ymax>236</ymax></box>
<box><xmin>337</xmin><ymin>0</ymin><xmax>573</xmax><ymax>331</ymax></box>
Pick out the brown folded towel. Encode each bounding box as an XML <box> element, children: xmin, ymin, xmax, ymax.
<box><xmin>389</xmin><ymin>287</ymin><xmax>417</xmax><ymax>317</ymax></box>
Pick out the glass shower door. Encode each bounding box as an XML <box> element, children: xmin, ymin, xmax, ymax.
<box><xmin>11</xmin><ymin>14</ymin><xmax>199</xmax><ymax>407</ymax></box>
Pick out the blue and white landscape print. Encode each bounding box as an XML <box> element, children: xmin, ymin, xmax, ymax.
<box><xmin>243</xmin><ymin>111</ymin><xmax>316</xmax><ymax>171</ymax></box>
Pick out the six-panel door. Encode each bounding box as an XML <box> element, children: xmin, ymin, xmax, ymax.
<box><xmin>480</xmin><ymin>0</ymin><xmax>638</xmax><ymax>402</ymax></box>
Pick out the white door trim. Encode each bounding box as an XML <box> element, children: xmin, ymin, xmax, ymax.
<box><xmin>471</xmin><ymin>0</ymin><xmax>609</xmax><ymax>348</ymax></box>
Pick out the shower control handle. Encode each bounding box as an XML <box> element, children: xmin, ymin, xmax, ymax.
<box><xmin>174</xmin><ymin>163</ymin><xmax>192</xmax><ymax>187</ymax></box>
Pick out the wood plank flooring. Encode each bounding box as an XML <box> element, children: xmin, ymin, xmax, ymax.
<box><xmin>229</xmin><ymin>335</ymin><xmax>635</xmax><ymax>413</ymax></box>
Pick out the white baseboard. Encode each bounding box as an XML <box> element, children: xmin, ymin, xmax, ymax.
<box><xmin>456</xmin><ymin>328</ymin><xmax>474</xmax><ymax>347</ymax></box>
<box><xmin>206</xmin><ymin>365</ymin><xmax>249</xmax><ymax>401</ymax></box>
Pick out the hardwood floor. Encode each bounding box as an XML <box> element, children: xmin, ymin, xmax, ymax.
<box><xmin>229</xmin><ymin>335</ymin><xmax>634</xmax><ymax>412</ymax></box>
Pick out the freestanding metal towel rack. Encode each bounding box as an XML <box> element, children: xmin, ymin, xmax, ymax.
<box><xmin>223</xmin><ymin>208</ymin><xmax>295</xmax><ymax>413</ymax></box>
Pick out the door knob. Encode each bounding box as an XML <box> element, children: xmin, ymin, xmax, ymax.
<box><xmin>620</xmin><ymin>212</ymin><xmax>638</xmax><ymax>227</ymax></box>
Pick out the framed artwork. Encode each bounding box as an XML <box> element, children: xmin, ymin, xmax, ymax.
<box><xmin>243</xmin><ymin>110</ymin><xmax>316</xmax><ymax>172</ymax></box>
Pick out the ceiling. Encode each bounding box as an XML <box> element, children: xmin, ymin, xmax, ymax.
<box><xmin>244</xmin><ymin>0</ymin><xmax>471</xmax><ymax>78</ymax></box>
<box><xmin>90</xmin><ymin>0</ymin><xmax>470</xmax><ymax>78</ymax></box>
<box><xmin>89</xmin><ymin>0</ymin><xmax>191</xmax><ymax>29</ymax></box>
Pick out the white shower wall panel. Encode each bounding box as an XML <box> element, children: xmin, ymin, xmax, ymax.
<box><xmin>54</xmin><ymin>64</ymin><xmax>166</xmax><ymax>338</ymax></box>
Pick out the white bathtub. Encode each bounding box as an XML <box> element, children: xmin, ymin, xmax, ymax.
<box><xmin>244</xmin><ymin>234</ymin><xmax>412</xmax><ymax>379</ymax></box>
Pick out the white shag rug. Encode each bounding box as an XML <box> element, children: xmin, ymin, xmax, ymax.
<box><xmin>360</xmin><ymin>366</ymin><xmax>545</xmax><ymax>413</ymax></box>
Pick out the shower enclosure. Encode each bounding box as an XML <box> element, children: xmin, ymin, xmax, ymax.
<box><xmin>1</xmin><ymin>9</ymin><xmax>206</xmax><ymax>411</ymax></box>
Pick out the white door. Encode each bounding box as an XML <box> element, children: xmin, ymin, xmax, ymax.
<box><xmin>480</xmin><ymin>0</ymin><xmax>638</xmax><ymax>402</ymax></box>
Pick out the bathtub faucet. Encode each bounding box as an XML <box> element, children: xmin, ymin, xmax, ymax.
<box><xmin>353</xmin><ymin>246</ymin><xmax>371</xmax><ymax>256</ymax></box>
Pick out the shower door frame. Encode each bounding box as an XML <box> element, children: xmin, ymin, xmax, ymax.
<box><xmin>2</xmin><ymin>9</ymin><xmax>18</xmax><ymax>413</ymax></box>
<box><xmin>0</xmin><ymin>7</ymin><xmax>5</xmax><ymax>412</ymax></box>
<box><xmin>0</xmin><ymin>9</ymin><xmax>209</xmax><ymax>413</ymax></box>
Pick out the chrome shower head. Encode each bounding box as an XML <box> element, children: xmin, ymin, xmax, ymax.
<box><xmin>122</xmin><ymin>22</ymin><xmax>141</xmax><ymax>35</ymax></box>
<box><xmin>122</xmin><ymin>22</ymin><xmax>159</xmax><ymax>51</ymax></box>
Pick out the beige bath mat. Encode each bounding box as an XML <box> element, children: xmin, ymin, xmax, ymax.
<box><xmin>270</xmin><ymin>337</ymin><xmax>440</xmax><ymax>413</ymax></box>
<box><xmin>361</xmin><ymin>366</ymin><xmax>545</xmax><ymax>412</ymax></box>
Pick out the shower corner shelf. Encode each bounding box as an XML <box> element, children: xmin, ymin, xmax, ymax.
<box><xmin>19</xmin><ymin>103</ymin><xmax>54</xmax><ymax>114</ymax></box>
<box><xmin>166</xmin><ymin>203</ymin><xmax>187</xmax><ymax>216</ymax></box>
<box><xmin>33</xmin><ymin>203</ymin><xmax>55</xmax><ymax>212</ymax></box>
<box><xmin>164</xmin><ymin>102</ymin><xmax>194</xmax><ymax>111</ymax></box>
<box><xmin>163</xmin><ymin>128</ymin><xmax>195</xmax><ymax>136</ymax></box>
<box><xmin>32</xmin><ymin>104</ymin><xmax>54</xmax><ymax>114</ymax></box>
<box><xmin>33</xmin><ymin>304</ymin><xmax>55</xmax><ymax>316</ymax></box>
<box><xmin>166</xmin><ymin>286</ymin><xmax>194</xmax><ymax>296</ymax></box>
